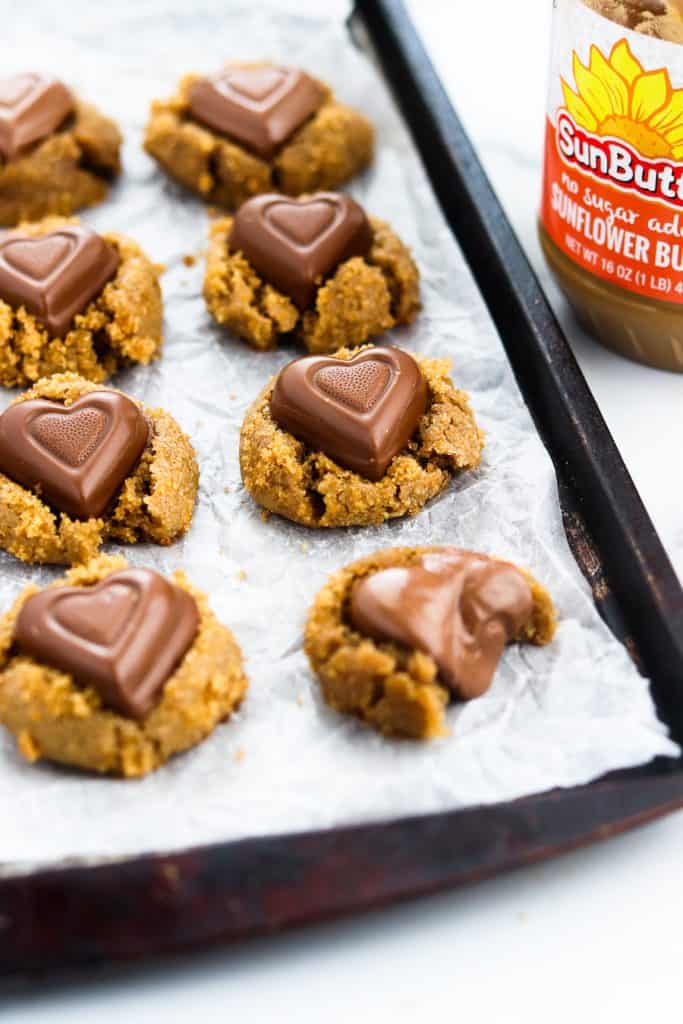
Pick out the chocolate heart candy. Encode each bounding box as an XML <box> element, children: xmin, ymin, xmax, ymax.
<box><xmin>0</xmin><ymin>224</ymin><xmax>119</xmax><ymax>337</ymax></box>
<box><xmin>0</xmin><ymin>390</ymin><xmax>150</xmax><ymax>519</ymax></box>
<box><xmin>350</xmin><ymin>549</ymin><xmax>534</xmax><ymax>699</ymax></box>
<box><xmin>269</xmin><ymin>345</ymin><xmax>427</xmax><ymax>480</ymax></box>
<box><xmin>188</xmin><ymin>64</ymin><xmax>323</xmax><ymax>159</ymax></box>
<box><xmin>13</xmin><ymin>568</ymin><xmax>199</xmax><ymax>720</ymax></box>
<box><xmin>229</xmin><ymin>192</ymin><xmax>373</xmax><ymax>309</ymax></box>
<box><xmin>0</xmin><ymin>73</ymin><xmax>73</xmax><ymax>161</ymax></box>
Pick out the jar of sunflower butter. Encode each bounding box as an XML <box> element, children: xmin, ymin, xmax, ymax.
<box><xmin>540</xmin><ymin>0</ymin><xmax>683</xmax><ymax>370</ymax></box>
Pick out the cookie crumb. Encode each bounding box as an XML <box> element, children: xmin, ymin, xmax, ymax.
<box><xmin>236</xmin><ymin>569</ymin><xmax>247</xmax><ymax>581</ymax></box>
<box><xmin>234</xmin><ymin>747</ymin><xmax>245</xmax><ymax>762</ymax></box>
<box><xmin>161</xmin><ymin>863</ymin><xmax>180</xmax><ymax>886</ymax></box>
<box><xmin>18</xmin><ymin>731</ymin><xmax>40</xmax><ymax>763</ymax></box>
<box><xmin>182</xmin><ymin>254</ymin><xmax>196</xmax><ymax>267</ymax></box>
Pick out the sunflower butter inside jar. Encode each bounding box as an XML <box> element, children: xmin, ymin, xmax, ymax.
<box><xmin>540</xmin><ymin>0</ymin><xmax>683</xmax><ymax>370</ymax></box>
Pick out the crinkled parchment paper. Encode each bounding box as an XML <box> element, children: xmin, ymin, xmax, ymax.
<box><xmin>0</xmin><ymin>0</ymin><xmax>676</xmax><ymax>874</ymax></box>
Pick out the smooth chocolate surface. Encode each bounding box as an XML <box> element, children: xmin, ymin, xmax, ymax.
<box><xmin>0</xmin><ymin>224</ymin><xmax>119</xmax><ymax>337</ymax></box>
<box><xmin>0</xmin><ymin>73</ymin><xmax>73</xmax><ymax>161</ymax></box>
<box><xmin>230</xmin><ymin>192</ymin><xmax>373</xmax><ymax>309</ymax></box>
<box><xmin>188</xmin><ymin>64</ymin><xmax>323</xmax><ymax>159</ymax></box>
<box><xmin>270</xmin><ymin>346</ymin><xmax>427</xmax><ymax>480</ymax></box>
<box><xmin>350</xmin><ymin>549</ymin><xmax>534</xmax><ymax>699</ymax></box>
<box><xmin>13</xmin><ymin>568</ymin><xmax>199</xmax><ymax>720</ymax></box>
<box><xmin>0</xmin><ymin>391</ymin><xmax>150</xmax><ymax>519</ymax></box>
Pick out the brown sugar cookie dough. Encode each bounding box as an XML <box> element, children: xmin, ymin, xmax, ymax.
<box><xmin>582</xmin><ymin>0</ymin><xmax>683</xmax><ymax>40</ymax></box>
<box><xmin>144</xmin><ymin>63</ymin><xmax>373</xmax><ymax>209</ymax></box>
<box><xmin>305</xmin><ymin>547</ymin><xmax>557</xmax><ymax>740</ymax></box>
<box><xmin>0</xmin><ymin>73</ymin><xmax>122</xmax><ymax>227</ymax></box>
<box><xmin>0</xmin><ymin>217</ymin><xmax>162</xmax><ymax>388</ymax></box>
<box><xmin>0</xmin><ymin>556</ymin><xmax>248</xmax><ymax>777</ymax></box>
<box><xmin>204</xmin><ymin>194</ymin><xmax>420</xmax><ymax>353</ymax></box>
<box><xmin>239</xmin><ymin>346</ymin><xmax>484</xmax><ymax>528</ymax></box>
<box><xmin>0</xmin><ymin>373</ymin><xmax>198</xmax><ymax>565</ymax></box>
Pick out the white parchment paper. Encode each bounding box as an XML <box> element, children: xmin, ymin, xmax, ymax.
<box><xmin>0</xmin><ymin>0</ymin><xmax>676</xmax><ymax>874</ymax></box>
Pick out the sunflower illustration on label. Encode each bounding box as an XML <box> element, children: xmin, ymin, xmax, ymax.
<box><xmin>541</xmin><ymin>4</ymin><xmax>683</xmax><ymax>306</ymax></box>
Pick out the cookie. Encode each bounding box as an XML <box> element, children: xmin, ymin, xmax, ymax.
<box><xmin>0</xmin><ymin>556</ymin><xmax>248</xmax><ymax>777</ymax></box>
<box><xmin>204</xmin><ymin>193</ymin><xmax>420</xmax><ymax>353</ymax></box>
<box><xmin>144</xmin><ymin>62</ymin><xmax>373</xmax><ymax>209</ymax></box>
<box><xmin>0</xmin><ymin>373</ymin><xmax>198</xmax><ymax>565</ymax></box>
<box><xmin>305</xmin><ymin>546</ymin><xmax>557</xmax><ymax>740</ymax></box>
<box><xmin>240</xmin><ymin>346</ymin><xmax>483</xmax><ymax>528</ymax></box>
<box><xmin>0</xmin><ymin>73</ymin><xmax>122</xmax><ymax>226</ymax></box>
<box><xmin>0</xmin><ymin>217</ymin><xmax>162</xmax><ymax>388</ymax></box>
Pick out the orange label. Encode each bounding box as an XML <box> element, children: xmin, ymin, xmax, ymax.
<box><xmin>541</xmin><ymin>37</ymin><xmax>683</xmax><ymax>304</ymax></box>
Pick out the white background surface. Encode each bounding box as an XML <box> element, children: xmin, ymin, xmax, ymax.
<box><xmin>5</xmin><ymin>1</ymin><xmax>683</xmax><ymax>1019</ymax></box>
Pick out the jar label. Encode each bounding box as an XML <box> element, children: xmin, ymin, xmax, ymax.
<box><xmin>541</xmin><ymin>0</ymin><xmax>683</xmax><ymax>303</ymax></box>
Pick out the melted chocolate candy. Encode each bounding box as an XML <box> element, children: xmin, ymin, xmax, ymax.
<box><xmin>270</xmin><ymin>346</ymin><xmax>427</xmax><ymax>481</ymax></box>
<box><xmin>0</xmin><ymin>391</ymin><xmax>150</xmax><ymax>519</ymax></box>
<box><xmin>188</xmin><ymin>64</ymin><xmax>323</xmax><ymax>159</ymax></box>
<box><xmin>14</xmin><ymin>568</ymin><xmax>199</xmax><ymax>720</ymax></box>
<box><xmin>0</xmin><ymin>224</ymin><xmax>119</xmax><ymax>337</ymax></box>
<box><xmin>350</xmin><ymin>549</ymin><xmax>534</xmax><ymax>699</ymax></box>
<box><xmin>0</xmin><ymin>73</ymin><xmax>74</xmax><ymax>161</ymax></box>
<box><xmin>229</xmin><ymin>192</ymin><xmax>373</xmax><ymax>309</ymax></box>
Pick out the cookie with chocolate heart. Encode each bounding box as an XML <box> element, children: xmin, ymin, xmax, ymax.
<box><xmin>144</xmin><ymin>62</ymin><xmax>373</xmax><ymax>210</ymax></box>
<box><xmin>0</xmin><ymin>73</ymin><xmax>122</xmax><ymax>227</ymax></box>
<box><xmin>0</xmin><ymin>556</ymin><xmax>248</xmax><ymax>777</ymax></box>
<box><xmin>14</xmin><ymin>567</ymin><xmax>199</xmax><ymax>720</ymax></box>
<box><xmin>305</xmin><ymin>546</ymin><xmax>557</xmax><ymax>740</ymax></box>
<box><xmin>0</xmin><ymin>373</ymin><xmax>198</xmax><ymax>565</ymax></box>
<box><xmin>0</xmin><ymin>387</ymin><xmax>149</xmax><ymax>518</ymax></box>
<box><xmin>0</xmin><ymin>224</ymin><xmax>119</xmax><ymax>338</ymax></box>
<box><xmin>0</xmin><ymin>217</ymin><xmax>162</xmax><ymax>389</ymax></box>
<box><xmin>189</xmin><ymin>65</ymin><xmax>324</xmax><ymax>161</ymax></box>
<box><xmin>240</xmin><ymin>345</ymin><xmax>484</xmax><ymax>528</ymax></box>
<box><xmin>0</xmin><ymin>74</ymin><xmax>73</xmax><ymax>162</ymax></box>
<box><xmin>269</xmin><ymin>346</ymin><xmax>428</xmax><ymax>481</ymax></box>
<box><xmin>229</xmin><ymin>193</ymin><xmax>374</xmax><ymax>310</ymax></box>
<box><xmin>204</xmin><ymin>192</ymin><xmax>420</xmax><ymax>353</ymax></box>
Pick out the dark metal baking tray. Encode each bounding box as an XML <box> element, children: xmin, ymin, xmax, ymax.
<box><xmin>2</xmin><ymin>0</ymin><xmax>683</xmax><ymax>980</ymax></box>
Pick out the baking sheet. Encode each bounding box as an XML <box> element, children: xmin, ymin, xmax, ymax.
<box><xmin>0</xmin><ymin>0</ymin><xmax>676</xmax><ymax>874</ymax></box>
